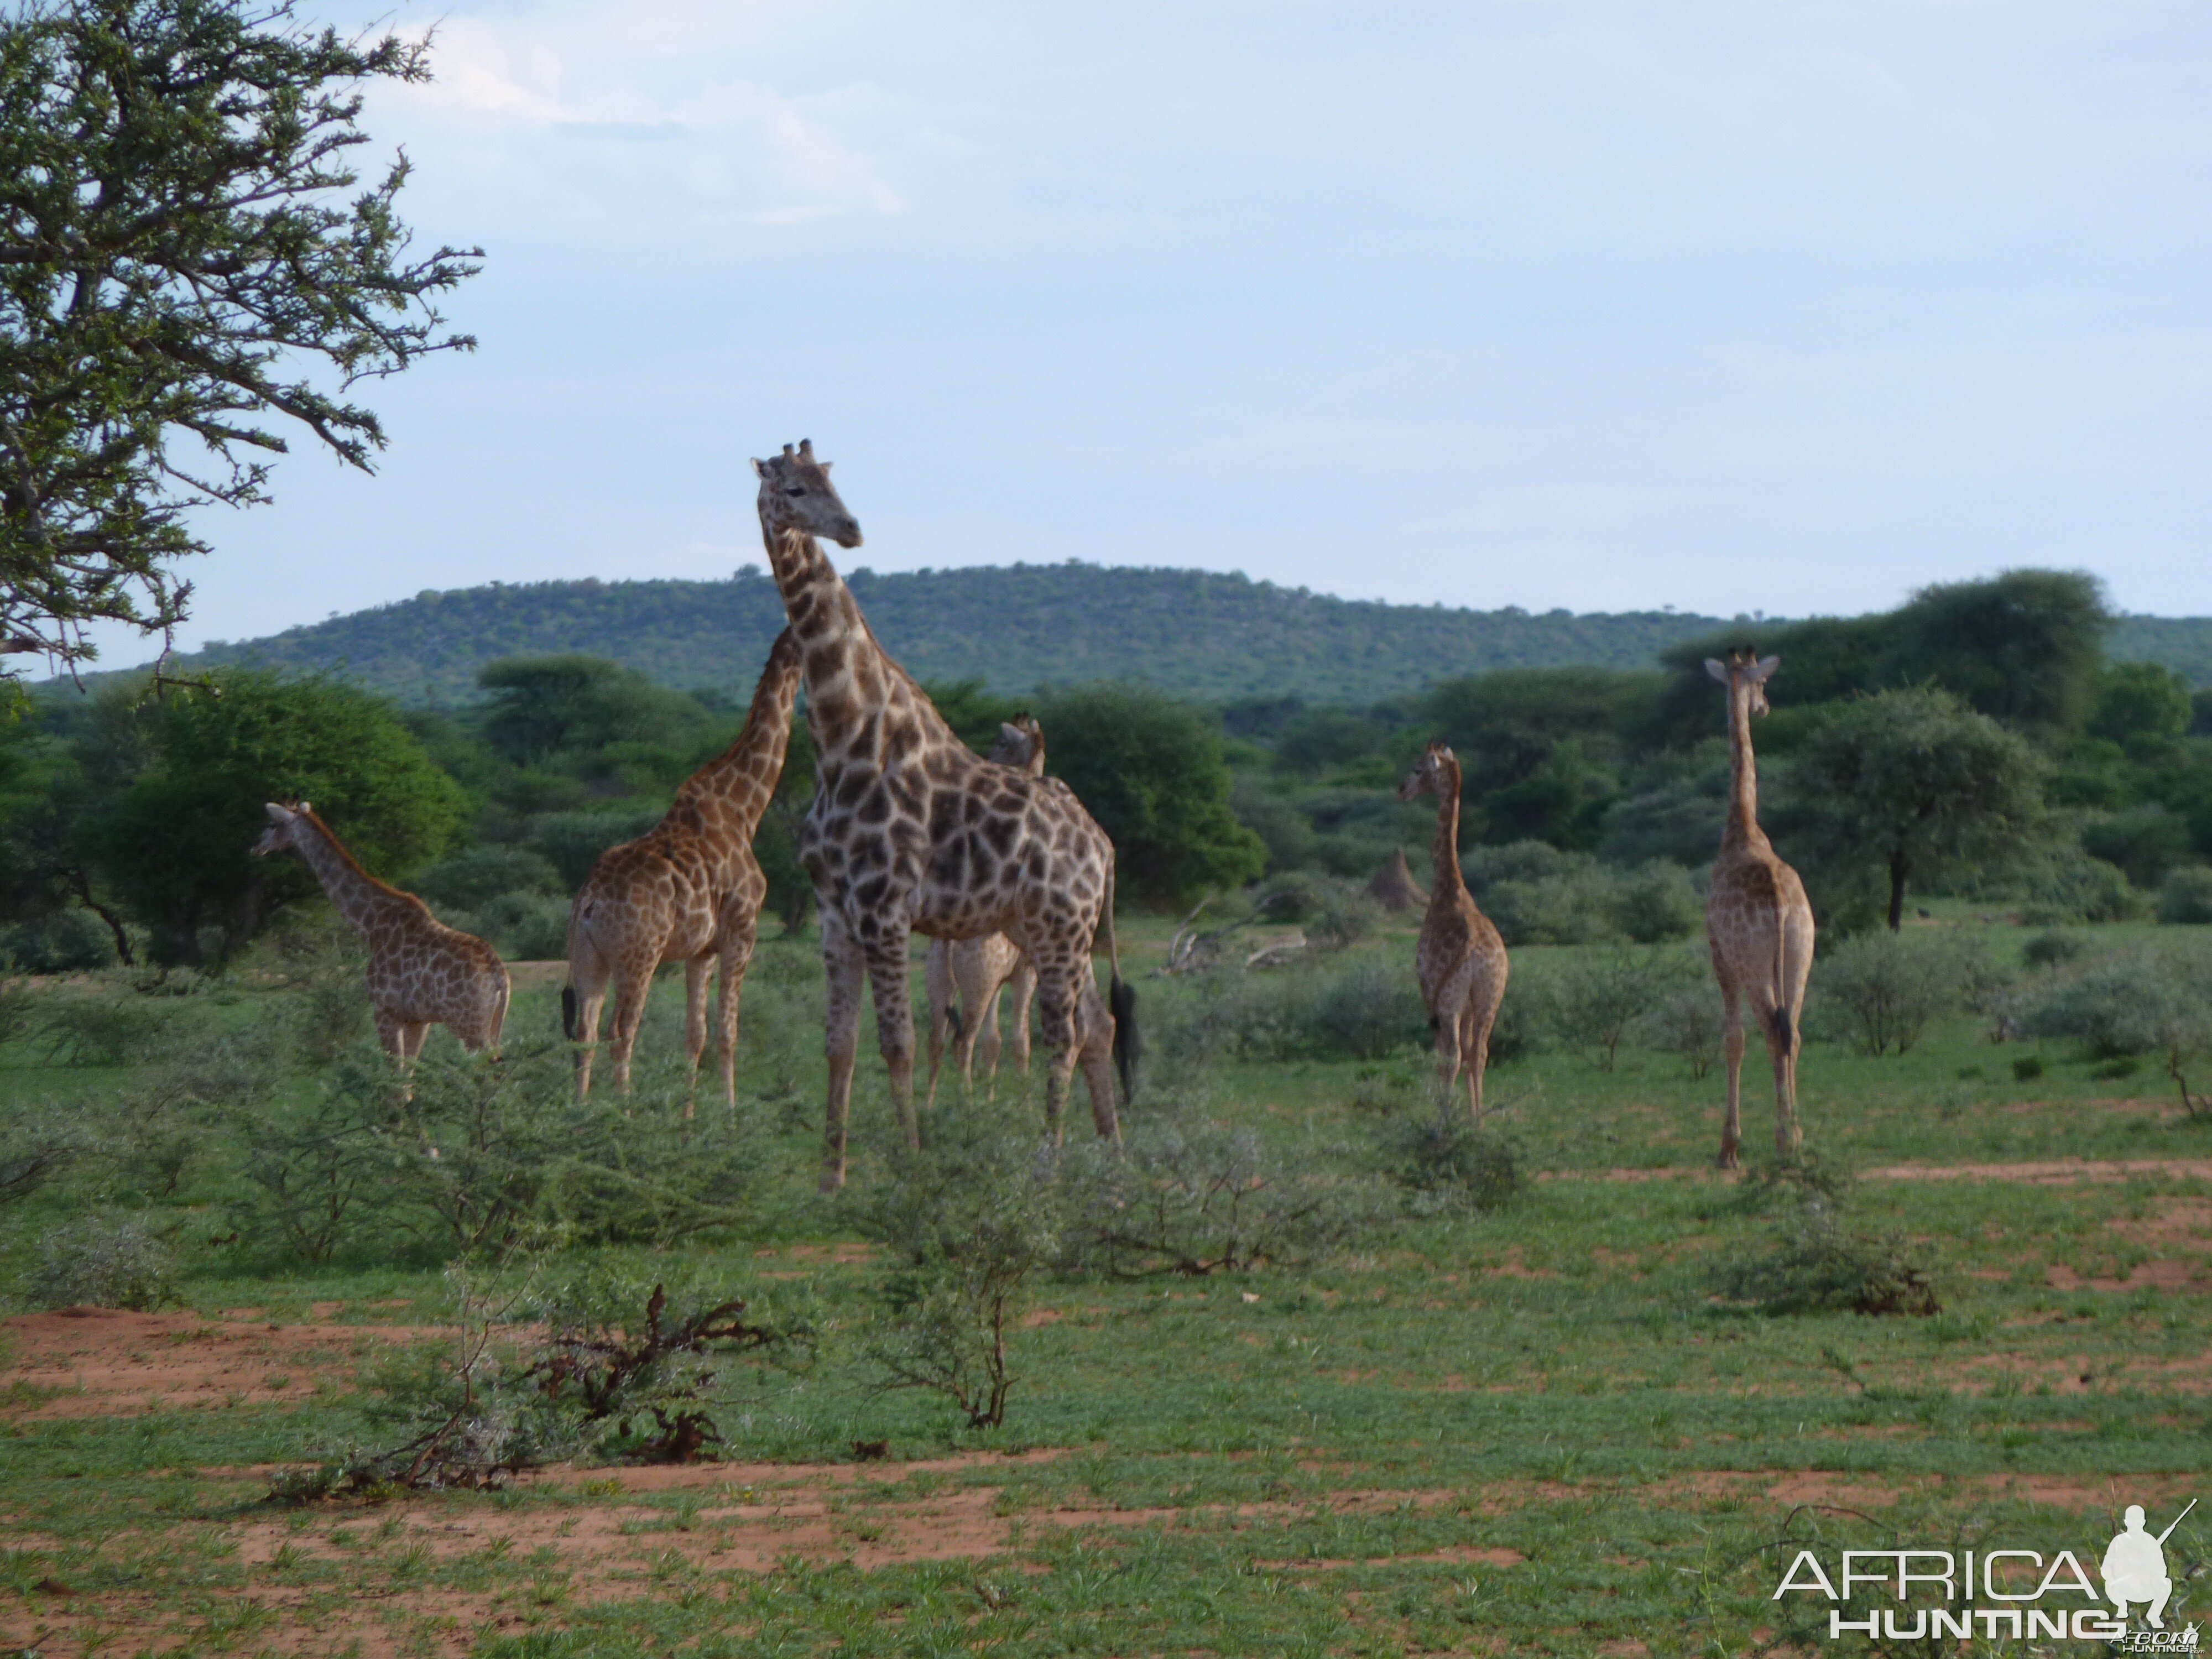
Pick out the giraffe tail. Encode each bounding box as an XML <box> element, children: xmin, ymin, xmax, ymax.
<box><xmin>1099</xmin><ymin>862</ymin><xmax>1139</xmax><ymax>1104</ymax></box>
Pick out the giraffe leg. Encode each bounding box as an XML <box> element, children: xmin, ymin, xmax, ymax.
<box><xmin>1031</xmin><ymin>955</ymin><xmax>1083</xmax><ymax>1145</ymax></box>
<box><xmin>401</xmin><ymin>1021</ymin><xmax>431</xmax><ymax>1064</ymax></box>
<box><xmin>972</xmin><ymin>981</ymin><xmax>1006</xmax><ymax>1102</ymax></box>
<box><xmin>862</xmin><ymin>935</ymin><xmax>920</xmax><ymax>1152</ymax></box>
<box><xmin>713</xmin><ymin>914</ymin><xmax>756</xmax><ymax>1113</ymax></box>
<box><xmin>607</xmin><ymin>959</ymin><xmax>653</xmax><ymax>1099</ymax></box>
<box><xmin>924</xmin><ymin>942</ymin><xmax>953</xmax><ymax>1112</ymax></box>
<box><xmin>374</xmin><ymin>1008</ymin><xmax>406</xmax><ymax>1063</ymax></box>
<box><xmin>1432</xmin><ymin>970</ymin><xmax>1469</xmax><ymax>1113</ymax></box>
<box><xmin>1074</xmin><ymin>977</ymin><xmax>1121</xmax><ymax>1143</ymax></box>
<box><xmin>820</xmin><ymin>906</ymin><xmax>865</xmax><ymax>1191</ymax></box>
<box><xmin>1007</xmin><ymin>957</ymin><xmax>1036</xmax><ymax>1082</ymax></box>
<box><xmin>1761</xmin><ymin>996</ymin><xmax>1803</xmax><ymax>1160</ymax></box>
<box><xmin>1717</xmin><ymin>984</ymin><xmax>1745</xmax><ymax>1171</ymax></box>
<box><xmin>680</xmin><ymin>957</ymin><xmax>712</xmax><ymax>1120</ymax></box>
<box><xmin>568</xmin><ymin>943</ymin><xmax>612</xmax><ymax>1102</ymax></box>
<box><xmin>1460</xmin><ymin>1005</ymin><xmax>1484</xmax><ymax>1125</ymax></box>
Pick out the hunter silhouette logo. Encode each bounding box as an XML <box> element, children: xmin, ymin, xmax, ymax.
<box><xmin>1772</xmin><ymin>1496</ymin><xmax>2197</xmax><ymax>1644</ymax></box>
<box><xmin>2105</xmin><ymin>1502</ymin><xmax>2194</xmax><ymax>1631</ymax></box>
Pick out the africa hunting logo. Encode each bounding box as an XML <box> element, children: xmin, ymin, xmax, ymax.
<box><xmin>1772</xmin><ymin>1500</ymin><xmax>2196</xmax><ymax>1648</ymax></box>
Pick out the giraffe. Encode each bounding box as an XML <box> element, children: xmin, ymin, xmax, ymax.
<box><xmin>750</xmin><ymin>441</ymin><xmax>1134</xmax><ymax>1187</ymax></box>
<box><xmin>1704</xmin><ymin>650</ymin><xmax>1814</xmax><ymax>1170</ymax></box>
<box><xmin>560</xmin><ymin>629</ymin><xmax>802</xmax><ymax>1110</ymax></box>
<box><xmin>924</xmin><ymin>717</ymin><xmax>1046</xmax><ymax>1108</ymax></box>
<box><xmin>250</xmin><ymin>802</ymin><xmax>509</xmax><ymax>1063</ymax></box>
<box><xmin>1396</xmin><ymin>742</ymin><xmax>1510</xmax><ymax>1122</ymax></box>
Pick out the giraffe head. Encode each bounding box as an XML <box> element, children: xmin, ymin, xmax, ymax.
<box><xmin>1396</xmin><ymin>740</ymin><xmax>1459</xmax><ymax>803</ymax></box>
<box><xmin>250</xmin><ymin>800</ymin><xmax>314</xmax><ymax>858</ymax></box>
<box><xmin>988</xmin><ymin>716</ymin><xmax>1047</xmax><ymax>776</ymax></box>
<box><xmin>751</xmin><ymin>440</ymin><xmax>863</xmax><ymax>547</ymax></box>
<box><xmin>1704</xmin><ymin>650</ymin><xmax>1781</xmax><ymax>717</ymax></box>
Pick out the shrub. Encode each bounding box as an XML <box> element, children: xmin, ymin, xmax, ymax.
<box><xmin>1715</xmin><ymin>1201</ymin><xmax>1938</xmax><ymax>1317</ymax></box>
<box><xmin>2157</xmin><ymin>865</ymin><xmax>2212</xmax><ymax>926</ymax></box>
<box><xmin>1055</xmin><ymin>1102</ymin><xmax>1392</xmax><ymax>1277</ymax></box>
<box><xmin>1311</xmin><ymin>958</ymin><xmax>1430</xmax><ymax>1060</ymax></box>
<box><xmin>473</xmin><ymin>891</ymin><xmax>570</xmax><ymax>962</ymax></box>
<box><xmin>0</xmin><ymin>909</ymin><xmax>119</xmax><ymax>973</ymax></box>
<box><xmin>859</xmin><ymin>1105</ymin><xmax>1061</xmax><ymax>1429</ymax></box>
<box><xmin>22</xmin><ymin>1212</ymin><xmax>178</xmax><ymax>1311</ymax></box>
<box><xmin>414</xmin><ymin>846</ymin><xmax>566</xmax><ymax>913</ymax></box>
<box><xmin>528</xmin><ymin>810</ymin><xmax>663</xmax><ymax>889</ymax></box>
<box><xmin>1950</xmin><ymin>933</ymin><xmax>2021</xmax><ymax>1042</ymax></box>
<box><xmin>33</xmin><ymin>988</ymin><xmax>175</xmax><ymax>1067</ymax></box>
<box><xmin>1809</xmin><ymin>931</ymin><xmax>1953</xmax><ymax>1056</ymax></box>
<box><xmin>1614</xmin><ymin>860</ymin><xmax>1701</xmax><ymax>943</ymax></box>
<box><xmin>0</xmin><ymin>1102</ymin><xmax>88</xmax><ymax>1207</ymax></box>
<box><xmin>2023</xmin><ymin>929</ymin><xmax>2088</xmax><ymax>970</ymax></box>
<box><xmin>1642</xmin><ymin>983</ymin><xmax>1723</xmax><ymax>1079</ymax></box>
<box><xmin>1553</xmin><ymin>946</ymin><xmax>1680</xmax><ymax>1070</ymax></box>
<box><xmin>2019</xmin><ymin>943</ymin><xmax>2212</xmax><ymax>1062</ymax></box>
<box><xmin>1385</xmin><ymin>1110</ymin><xmax>1521</xmax><ymax>1211</ymax></box>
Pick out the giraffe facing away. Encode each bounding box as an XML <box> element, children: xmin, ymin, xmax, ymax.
<box><xmin>251</xmin><ymin>802</ymin><xmax>509</xmax><ymax>1062</ymax></box>
<box><xmin>1704</xmin><ymin>651</ymin><xmax>1814</xmax><ymax>1170</ymax></box>
<box><xmin>751</xmin><ymin>441</ymin><xmax>1134</xmax><ymax>1188</ymax></box>
<box><xmin>562</xmin><ymin>628</ymin><xmax>802</xmax><ymax>1110</ymax></box>
<box><xmin>1396</xmin><ymin>743</ymin><xmax>1510</xmax><ymax>1122</ymax></box>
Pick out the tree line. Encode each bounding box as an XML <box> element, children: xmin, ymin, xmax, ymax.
<box><xmin>4</xmin><ymin>567</ymin><xmax>2208</xmax><ymax>972</ymax></box>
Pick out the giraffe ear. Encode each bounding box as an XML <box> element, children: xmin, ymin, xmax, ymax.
<box><xmin>264</xmin><ymin>801</ymin><xmax>288</xmax><ymax>822</ymax></box>
<box><xmin>1704</xmin><ymin>658</ymin><xmax>1729</xmax><ymax>683</ymax></box>
<box><xmin>1750</xmin><ymin>655</ymin><xmax>1781</xmax><ymax>684</ymax></box>
<box><xmin>751</xmin><ymin>457</ymin><xmax>766</xmax><ymax>478</ymax></box>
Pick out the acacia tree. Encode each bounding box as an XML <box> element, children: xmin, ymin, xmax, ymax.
<box><xmin>0</xmin><ymin>0</ymin><xmax>480</xmax><ymax>677</ymax></box>
<box><xmin>1788</xmin><ymin>688</ymin><xmax>2047</xmax><ymax>931</ymax></box>
<box><xmin>88</xmin><ymin>669</ymin><xmax>467</xmax><ymax>962</ymax></box>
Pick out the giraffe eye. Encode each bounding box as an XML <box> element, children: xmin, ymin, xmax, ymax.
<box><xmin>785</xmin><ymin>486</ymin><xmax>807</xmax><ymax>497</ymax></box>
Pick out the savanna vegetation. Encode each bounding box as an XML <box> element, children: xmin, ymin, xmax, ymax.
<box><xmin>3</xmin><ymin>565</ymin><xmax>2212</xmax><ymax>1652</ymax></box>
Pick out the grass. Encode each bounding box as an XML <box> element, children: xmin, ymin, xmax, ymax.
<box><xmin>1</xmin><ymin>912</ymin><xmax>2210</xmax><ymax>1653</ymax></box>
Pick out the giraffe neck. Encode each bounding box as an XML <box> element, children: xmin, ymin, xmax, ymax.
<box><xmin>757</xmin><ymin>514</ymin><xmax>953</xmax><ymax>764</ymax></box>
<box><xmin>1723</xmin><ymin>686</ymin><xmax>1768</xmax><ymax>852</ymax></box>
<box><xmin>1430</xmin><ymin>758</ymin><xmax>1469</xmax><ymax>899</ymax></box>
<box><xmin>675</xmin><ymin>631</ymin><xmax>802</xmax><ymax>837</ymax></box>
<box><xmin>288</xmin><ymin>816</ymin><xmax>401</xmax><ymax>933</ymax></box>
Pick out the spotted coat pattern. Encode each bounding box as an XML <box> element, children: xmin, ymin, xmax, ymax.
<box><xmin>252</xmin><ymin>803</ymin><xmax>509</xmax><ymax>1061</ymax></box>
<box><xmin>752</xmin><ymin>444</ymin><xmax>1124</xmax><ymax>1187</ymax></box>
<box><xmin>1397</xmin><ymin>743</ymin><xmax>1509</xmax><ymax>1123</ymax></box>
<box><xmin>564</xmin><ymin>629</ymin><xmax>802</xmax><ymax>1108</ymax></box>
<box><xmin>1703</xmin><ymin>651</ymin><xmax>1814</xmax><ymax>1169</ymax></box>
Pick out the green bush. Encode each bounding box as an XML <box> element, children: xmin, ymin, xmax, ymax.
<box><xmin>2023</xmin><ymin>929</ymin><xmax>2088</xmax><ymax>970</ymax></box>
<box><xmin>474</xmin><ymin>890</ymin><xmax>570</xmax><ymax>961</ymax></box>
<box><xmin>1385</xmin><ymin>1110</ymin><xmax>1521</xmax><ymax>1211</ymax></box>
<box><xmin>2020</xmin><ymin>943</ymin><xmax>2212</xmax><ymax>1062</ymax></box>
<box><xmin>0</xmin><ymin>909</ymin><xmax>119</xmax><ymax>972</ymax></box>
<box><xmin>528</xmin><ymin>810</ymin><xmax>663</xmax><ymax>889</ymax></box>
<box><xmin>2157</xmin><ymin>865</ymin><xmax>2212</xmax><ymax>926</ymax></box>
<box><xmin>1311</xmin><ymin>958</ymin><xmax>1430</xmax><ymax>1060</ymax></box>
<box><xmin>1641</xmin><ymin>982</ymin><xmax>1723</xmax><ymax>1078</ymax></box>
<box><xmin>20</xmin><ymin>1212</ymin><xmax>178</xmax><ymax>1311</ymax></box>
<box><xmin>34</xmin><ymin>988</ymin><xmax>175</xmax><ymax>1067</ymax></box>
<box><xmin>1553</xmin><ymin>945</ymin><xmax>1683</xmax><ymax>1070</ymax></box>
<box><xmin>1715</xmin><ymin>1201</ymin><xmax>1938</xmax><ymax>1317</ymax></box>
<box><xmin>415</xmin><ymin>846</ymin><xmax>567</xmax><ymax>912</ymax></box>
<box><xmin>1809</xmin><ymin>931</ymin><xmax>1954</xmax><ymax>1056</ymax></box>
<box><xmin>1614</xmin><ymin>860</ymin><xmax>1701</xmax><ymax>942</ymax></box>
<box><xmin>1054</xmin><ymin>1102</ymin><xmax>1393</xmax><ymax>1277</ymax></box>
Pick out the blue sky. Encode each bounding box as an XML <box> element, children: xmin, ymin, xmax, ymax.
<box><xmin>115</xmin><ymin>1</ymin><xmax>2212</xmax><ymax>664</ymax></box>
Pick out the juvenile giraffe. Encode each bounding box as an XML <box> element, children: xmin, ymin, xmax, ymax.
<box><xmin>561</xmin><ymin>629</ymin><xmax>802</xmax><ymax>1109</ymax></box>
<box><xmin>924</xmin><ymin>718</ymin><xmax>1046</xmax><ymax>1107</ymax></box>
<box><xmin>1397</xmin><ymin>742</ymin><xmax>1509</xmax><ymax>1121</ymax></box>
<box><xmin>1704</xmin><ymin>651</ymin><xmax>1814</xmax><ymax>1170</ymax></box>
<box><xmin>751</xmin><ymin>441</ymin><xmax>1134</xmax><ymax>1187</ymax></box>
<box><xmin>251</xmin><ymin>802</ymin><xmax>509</xmax><ymax>1062</ymax></box>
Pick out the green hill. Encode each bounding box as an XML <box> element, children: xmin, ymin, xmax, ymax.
<box><xmin>137</xmin><ymin>563</ymin><xmax>2212</xmax><ymax>706</ymax></box>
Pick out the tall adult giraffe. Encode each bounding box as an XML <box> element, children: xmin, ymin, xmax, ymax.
<box><xmin>561</xmin><ymin>629</ymin><xmax>802</xmax><ymax>1109</ymax></box>
<box><xmin>1397</xmin><ymin>742</ymin><xmax>1509</xmax><ymax>1122</ymax></box>
<box><xmin>251</xmin><ymin>802</ymin><xmax>509</xmax><ymax>1062</ymax></box>
<box><xmin>1704</xmin><ymin>651</ymin><xmax>1814</xmax><ymax>1169</ymax></box>
<box><xmin>751</xmin><ymin>441</ymin><xmax>1133</xmax><ymax>1187</ymax></box>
